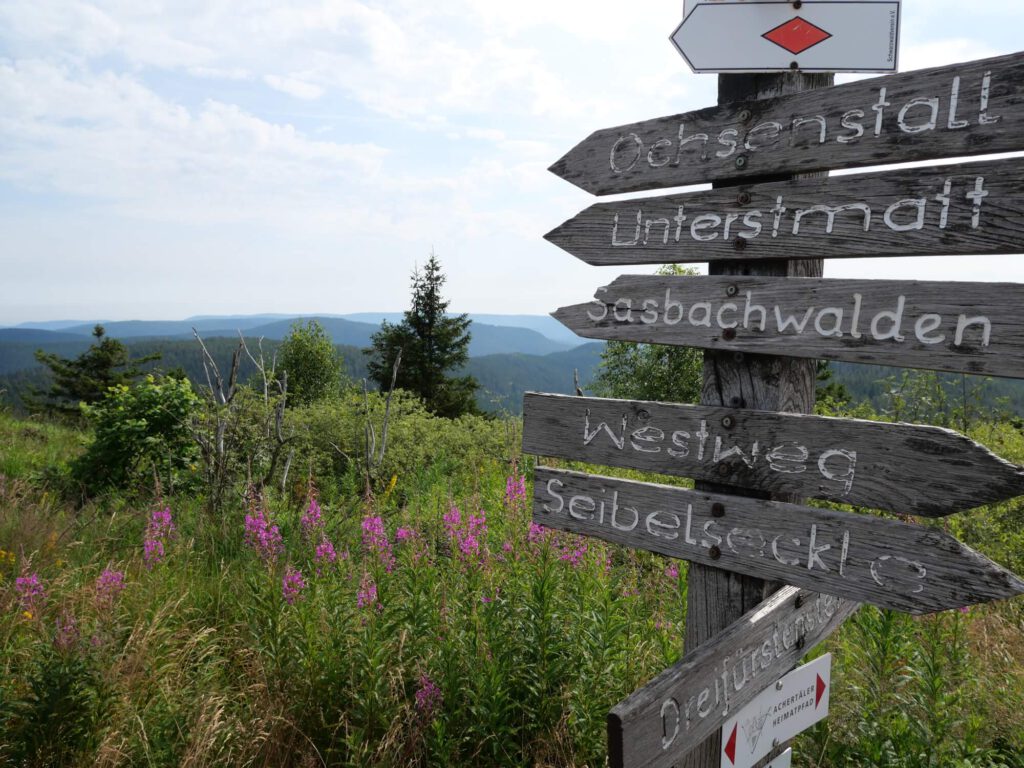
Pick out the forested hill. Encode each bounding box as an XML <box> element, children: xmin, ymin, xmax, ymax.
<box><xmin>0</xmin><ymin>335</ymin><xmax>605</xmax><ymax>416</ymax></box>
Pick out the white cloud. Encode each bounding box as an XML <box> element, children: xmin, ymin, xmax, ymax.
<box><xmin>264</xmin><ymin>73</ymin><xmax>324</xmax><ymax>100</ymax></box>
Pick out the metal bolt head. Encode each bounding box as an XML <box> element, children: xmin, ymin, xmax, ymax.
<box><xmin>737</xmin><ymin>108</ymin><xmax>752</xmax><ymax>123</ymax></box>
<box><xmin>717</xmin><ymin>463</ymin><xmax>731</xmax><ymax>477</ymax></box>
<box><xmin>775</xmin><ymin>681</ymin><xmax>784</xmax><ymax>691</ymax></box>
<box><xmin>736</xmin><ymin>191</ymin><xmax>751</xmax><ymax>205</ymax></box>
<box><xmin>709</xmin><ymin>545</ymin><xmax>721</xmax><ymax>560</ymax></box>
<box><xmin>796</xmin><ymin>636</ymin><xmax>806</xmax><ymax>650</ymax></box>
<box><xmin>790</xmin><ymin>60</ymin><xmax>800</xmax><ymax>70</ymax></box>
<box><xmin>637</xmin><ymin>409</ymin><xmax>650</xmax><ymax>420</ymax></box>
<box><xmin>733</xmin><ymin>238</ymin><xmax>747</xmax><ymax>251</ymax></box>
<box><xmin>711</xmin><ymin>502</ymin><xmax>725</xmax><ymax>518</ymax></box>
<box><xmin>721</xmin><ymin>415</ymin><xmax>735</xmax><ymax>430</ymax></box>
<box><xmin>726</xmin><ymin>284</ymin><xmax>739</xmax><ymax>297</ymax></box>
<box><xmin>792</xmin><ymin>0</ymin><xmax>802</xmax><ymax>7</ymax></box>
<box><xmin>722</xmin><ymin>328</ymin><xmax>737</xmax><ymax>341</ymax></box>
<box><xmin>735</xmin><ymin>154</ymin><xmax>748</xmax><ymax>169</ymax></box>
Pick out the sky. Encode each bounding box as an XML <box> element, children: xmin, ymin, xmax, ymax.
<box><xmin>2</xmin><ymin>0</ymin><xmax>1023</xmax><ymax>326</ymax></box>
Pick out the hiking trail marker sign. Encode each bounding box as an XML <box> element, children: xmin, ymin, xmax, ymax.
<box><xmin>671</xmin><ymin>1</ymin><xmax>900</xmax><ymax>73</ymax></box>
<box><xmin>720</xmin><ymin>654</ymin><xmax>831</xmax><ymax>768</ymax></box>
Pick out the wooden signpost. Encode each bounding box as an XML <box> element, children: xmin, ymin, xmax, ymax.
<box><xmin>522</xmin><ymin>393</ymin><xmax>1024</xmax><ymax>516</ymax></box>
<box><xmin>607</xmin><ymin>586</ymin><xmax>859</xmax><ymax>768</ymax></box>
<box><xmin>552</xmin><ymin>275</ymin><xmax>1024</xmax><ymax>379</ymax></box>
<box><xmin>533</xmin><ymin>467</ymin><xmax>1024</xmax><ymax>614</ymax></box>
<box><xmin>545</xmin><ymin>158</ymin><xmax>1024</xmax><ymax>266</ymax></box>
<box><xmin>530</xmin><ymin>9</ymin><xmax>1024</xmax><ymax>764</ymax></box>
<box><xmin>549</xmin><ymin>51</ymin><xmax>1024</xmax><ymax>195</ymax></box>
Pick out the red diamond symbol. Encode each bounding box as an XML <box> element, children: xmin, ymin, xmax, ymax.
<box><xmin>762</xmin><ymin>16</ymin><xmax>832</xmax><ymax>55</ymax></box>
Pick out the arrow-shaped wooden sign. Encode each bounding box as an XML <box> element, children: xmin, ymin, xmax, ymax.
<box><xmin>607</xmin><ymin>585</ymin><xmax>859</xmax><ymax>768</ymax></box>
<box><xmin>549</xmin><ymin>50</ymin><xmax>1024</xmax><ymax>195</ymax></box>
<box><xmin>522</xmin><ymin>393</ymin><xmax>1024</xmax><ymax>516</ymax></box>
<box><xmin>534</xmin><ymin>467</ymin><xmax>1024</xmax><ymax>614</ymax></box>
<box><xmin>553</xmin><ymin>275</ymin><xmax>1024</xmax><ymax>379</ymax></box>
<box><xmin>545</xmin><ymin>158</ymin><xmax>1024</xmax><ymax>266</ymax></box>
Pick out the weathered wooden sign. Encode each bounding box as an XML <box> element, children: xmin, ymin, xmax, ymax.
<box><xmin>549</xmin><ymin>50</ymin><xmax>1024</xmax><ymax>194</ymax></box>
<box><xmin>553</xmin><ymin>275</ymin><xmax>1024</xmax><ymax>379</ymax></box>
<box><xmin>607</xmin><ymin>586</ymin><xmax>859</xmax><ymax>768</ymax></box>
<box><xmin>522</xmin><ymin>393</ymin><xmax>1024</xmax><ymax>516</ymax></box>
<box><xmin>720</xmin><ymin>654</ymin><xmax>831</xmax><ymax>768</ymax></box>
<box><xmin>671</xmin><ymin>1</ymin><xmax>900</xmax><ymax>73</ymax></box>
<box><xmin>534</xmin><ymin>467</ymin><xmax>1024</xmax><ymax>614</ymax></box>
<box><xmin>545</xmin><ymin>158</ymin><xmax>1024</xmax><ymax>266</ymax></box>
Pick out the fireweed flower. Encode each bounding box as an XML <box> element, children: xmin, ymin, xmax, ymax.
<box><xmin>15</xmin><ymin>572</ymin><xmax>45</xmax><ymax>616</ymax></box>
<box><xmin>557</xmin><ymin>536</ymin><xmax>588</xmax><ymax>568</ymax></box>
<box><xmin>314</xmin><ymin>538</ymin><xmax>338</xmax><ymax>575</ymax></box>
<box><xmin>356</xmin><ymin>572</ymin><xmax>380</xmax><ymax>611</ymax></box>
<box><xmin>54</xmin><ymin>610</ymin><xmax>80</xmax><ymax>652</ymax></box>
<box><xmin>244</xmin><ymin>508</ymin><xmax>284</xmax><ymax>565</ymax></box>
<box><xmin>95</xmin><ymin>569</ymin><xmax>126</xmax><ymax>609</ymax></box>
<box><xmin>143</xmin><ymin>507</ymin><xmax>175</xmax><ymax>569</ymax></box>
<box><xmin>664</xmin><ymin>562</ymin><xmax>680</xmax><ymax>580</ymax></box>
<box><xmin>444</xmin><ymin>506</ymin><xmax>488</xmax><ymax>565</ymax></box>
<box><xmin>361</xmin><ymin>515</ymin><xmax>395</xmax><ymax>572</ymax></box>
<box><xmin>395</xmin><ymin>527</ymin><xmax>417</xmax><ymax>542</ymax></box>
<box><xmin>415</xmin><ymin>674</ymin><xmax>442</xmax><ymax>718</ymax></box>
<box><xmin>504</xmin><ymin>472</ymin><xmax>527</xmax><ymax>509</ymax></box>
<box><xmin>300</xmin><ymin>498</ymin><xmax>324</xmax><ymax>541</ymax></box>
<box><xmin>282</xmin><ymin>566</ymin><xmax>307</xmax><ymax>605</ymax></box>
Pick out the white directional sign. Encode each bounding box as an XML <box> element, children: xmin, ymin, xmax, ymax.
<box><xmin>720</xmin><ymin>654</ymin><xmax>832</xmax><ymax>768</ymax></box>
<box><xmin>671</xmin><ymin>1</ymin><xmax>901</xmax><ymax>73</ymax></box>
<box><xmin>764</xmin><ymin>749</ymin><xmax>792</xmax><ymax>768</ymax></box>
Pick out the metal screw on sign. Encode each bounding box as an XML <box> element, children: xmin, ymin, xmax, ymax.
<box><xmin>734</xmin><ymin>239</ymin><xmax>747</xmax><ymax>251</ymax></box>
<box><xmin>735</xmin><ymin>154</ymin><xmax>748</xmax><ymax>169</ymax></box>
<box><xmin>737</xmin><ymin>108</ymin><xmax>752</xmax><ymax>124</ymax></box>
<box><xmin>637</xmin><ymin>409</ymin><xmax>650</xmax><ymax>420</ymax></box>
<box><xmin>717</xmin><ymin>463</ymin><xmax>732</xmax><ymax>478</ymax></box>
<box><xmin>711</xmin><ymin>502</ymin><xmax>726</xmax><ymax>517</ymax></box>
<box><xmin>790</xmin><ymin>61</ymin><xmax>800</xmax><ymax>70</ymax></box>
<box><xmin>736</xmin><ymin>191</ymin><xmax>751</xmax><ymax>205</ymax></box>
<box><xmin>721</xmin><ymin>415</ymin><xmax>736</xmax><ymax>430</ymax></box>
<box><xmin>792</xmin><ymin>0</ymin><xmax>802</xmax><ymax>8</ymax></box>
<box><xmin>726</xmin><ymin>284</ymin><xmax>739</xmax><ymax>297</ymax></box>
<box><xmin>709</xmin><ymin>545</ymin><xmax>722</xmax><ymax>560</ymax></box>
<box><xmin>776</xmin><ymin>681</ymin><xmax>784</xmax><ymax>691</ymax></box>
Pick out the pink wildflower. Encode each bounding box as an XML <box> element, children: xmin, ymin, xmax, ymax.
<box><xmin>15</xmin><ymin>572</ymin><xmax>45</xmax><ymax>616</ymax></box>
<box><xmin>54</xmin><ymin>610</ymin><xmax>80</xmax><ymax>651</ymax></box>
<box><xmin>665</xmin><ymin>562</ymin><xmax>680</xmax><ymax>580</ymax></box>
<box><xmin>395</xmin><ymin>527</ymin><xmax>417</xmax><ymax>542</ymax></box>
<box><xmin>95</xmin><ymin>568</ymin><xmax>126</xmax><ymax>609</ymax></box>
<box><xmin>300</xmin><ymin>498</ymin><xmax>324</xmax><ymax>541</ymax></box>
<box><xmin>527</xmin><ymin>522</ymin><xmax>551</xmax><ymax>544</ymax></box>
<box><xmin>361</xmin><ymin>515</ymin><xmax>395</xmax><ymax>572</ymax></box>
<box><xmin>504</xmin><ymin>472</ymin><xmax>527</xmax><ymax>509</ymax></box>
<box><xmin>444</xmin><ymin>506</ymin><xmax>488</xmax><ymax>565</ymax></box>
<box><xmin>143</xmin><ymin>507</ymin><xmax>175</xmax><ymax>569</ymax></box>
<box><xmin>356</xmin><ymin>572</ymin><xmax>380</xmax><ymax>611</ymax></box>
<box><xmin>415</xmin><ymin>674</ymin><xmax>442</xmax><ymax>718</ymax></box>
<box><xmin>244</xmin><ymin>508</ymin><xmax>284</xmax><ymax>565</ymax></box>
<box><xmin>282</xmin><ymin>566</ymin><xmax>307</xmax><ymax>605</ymax></box>
<box><xmin>314</xmin><ymin>538</ymin><xmax>338</xmax><ymax>575</ymax></box>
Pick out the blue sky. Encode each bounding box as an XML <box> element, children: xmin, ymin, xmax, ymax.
<box><xmin>2</xmin><ymin>0</ymin><xmax>1023</xmax><ymax>325</ymax></box>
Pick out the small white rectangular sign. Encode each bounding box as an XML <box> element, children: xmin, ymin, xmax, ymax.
<box><xmin>766</xmin><ymin>748</ymin><xmax>793</xmax><ymax>768</ymax></box>
<box><xmin>720</xmin><ymin>654</ymin><xmax>831</xmax><ymax>768</ymax></box>
<box><xmin>672</xmin><ymin>1</ymin><xmax>901</xmax><ymax>73</ymax></box>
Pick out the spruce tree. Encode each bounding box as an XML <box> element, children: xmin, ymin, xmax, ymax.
<box><xmin>366</xmin><ymin>253</ymin><xmax>479</xmax><ymax>417</ymax></box>
<box><xmin>30</xmin><ymin>325</ymin><xmax>158</xmax><ymax>419</ymax></box>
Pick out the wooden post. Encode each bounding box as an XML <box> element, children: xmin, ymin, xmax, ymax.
<box><xmin>681</xmin><ymin>70</ymin><xmax>833</xmax><ymax>768</ymax></box>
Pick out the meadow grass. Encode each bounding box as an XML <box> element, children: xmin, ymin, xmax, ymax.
<box><xmin>1</xmin><ymin>409</ymin><xmax>1023</xmax><ymax>767</ymax></box>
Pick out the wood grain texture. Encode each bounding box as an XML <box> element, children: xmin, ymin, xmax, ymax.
<box><xmin>534</xmin><ymin>467</ymin><xmax>1024</xmax><ymax>614</ymax></box>
<box><xmin>545</xmin><ymin>158</ymin><xmax>1024</xmax><ymax>266</ymax></box>
<box><xmin>607</xmin><ymin>585</ymin><xmax>859</xmax><ymax>768</ymax></box>
<box><xmin>550</xmin><ymin>51</ymin><xmax>1024</xmax><ymax>195</ymax></box>
<box><xmin>553</xmin><ymin>274</ymin><xmax>1024</xmax><ymax>378</ymax></box>
<box><xmin>522</xmin><ymin>393</ymin><xmax>1024</xmax><ymax>516</ymax></box>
